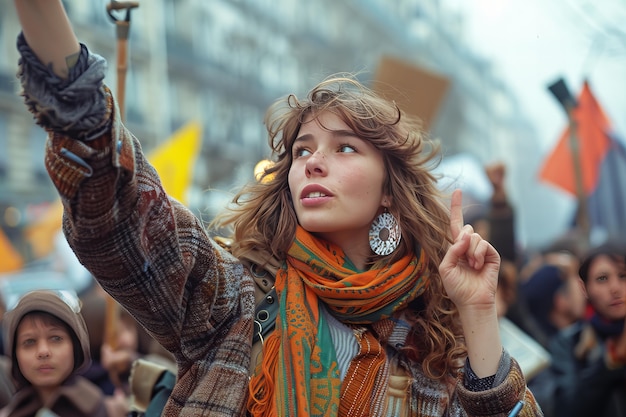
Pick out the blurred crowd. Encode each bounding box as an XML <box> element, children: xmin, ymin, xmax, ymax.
<box><xmin>0</xmin><ymin>161</ymin><xmax>623</xmax><ymax>417</ymax></box>
<box><xmin>465</xmin><ymin>162</ymin><xmax>626</xmax><ymax>417</ymax></box>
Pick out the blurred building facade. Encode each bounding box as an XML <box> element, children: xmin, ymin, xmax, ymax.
<box><xmin>0</xmin><ymin>0</ymin><xmax>539</xmax><ymax>258</ymax></box>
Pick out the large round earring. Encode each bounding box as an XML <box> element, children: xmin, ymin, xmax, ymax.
<box><xmin>369</xmin><ymin>210</ymin><xmax>402</xmax><ymax>256</ymax></box>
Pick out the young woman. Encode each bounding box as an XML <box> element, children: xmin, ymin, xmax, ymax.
<box><xmin>13</xmin><ymin>1</ymin><xmax>542</xmax><ymax>415</ymax></box>
<box><xmin>0</xmin><ymin>290</ymin><xmax>128</xmax><ymax>417</ymax></box>
<box><xmin>550</xmin><ymin>242</ymin><xmax>626</xmax><ymax>417</ymax></box>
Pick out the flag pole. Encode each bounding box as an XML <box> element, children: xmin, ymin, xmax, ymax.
<box><xmin>105</xmin><ymin>0</ymin><xmax>139</xmax><ymax>387</ymax></box>
<box><xmin>548</xmin><ymin>79</ymin><xmax>590</xmax><ymax>245</ymax></box>
<box><xmin>565</xmin><ymin>105</ymin><xmax>591</xmax><ymax>241</ymax></box>
<box><xmin>106</xmin><ymin>1</ymin><xmax>139</xmax><ymax>123</ymax></box>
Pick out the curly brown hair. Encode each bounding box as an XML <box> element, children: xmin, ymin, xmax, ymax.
<box><xmin>212</xmin><ymin>74</ymin><xmax>465</xmax><ymax>379</ymax></box>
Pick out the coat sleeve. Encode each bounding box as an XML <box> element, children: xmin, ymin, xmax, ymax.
<box><xmin>17</xmin><ymin>36</ymin><xmax>256</xmax><ymax>379</ymax></box>
<box><xmin>454</xmin><ymin>353</ymin><xmax>544</xmax><ymax>417</ymax></box>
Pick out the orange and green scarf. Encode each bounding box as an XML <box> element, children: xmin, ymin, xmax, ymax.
<box><xmin>248</xmin><ymin>226</ymin><xmax>429</xmax><ymax>417</ymax></box>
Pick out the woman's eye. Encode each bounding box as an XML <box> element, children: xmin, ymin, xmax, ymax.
<box><xmin>293</xmin><ymin>147</ymin><xmax>311</xmax><ymax>158</ymax></box>
<box><xmin>339</xmin><ymin>144</ymin><xmax>356</xmax><ymax>153</ymax></box>
<box><xmin>21</xmin><ymin>339</ymin><xmax>35</xmax><ymax>347</ymax></box>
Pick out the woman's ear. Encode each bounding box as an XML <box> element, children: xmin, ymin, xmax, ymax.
<box><xmin>381</xmin><ymin>195</ymin><xmax>393</xmax><ymax>208</ymax></box>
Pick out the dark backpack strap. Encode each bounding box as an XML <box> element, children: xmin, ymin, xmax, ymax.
<box><xmin>253</xmin><ymin>287</ymin><xmax>278</xmax><ymax>345</ymax></box>
<box><xmin>144</xmin><ymin>370</ymin><xmax>176</xmax><ymax>416</ymax></box>
<box><xmin>248</xmin><ymin>262</ymin><xmax>278</xmax><ymax>345</ymax></box>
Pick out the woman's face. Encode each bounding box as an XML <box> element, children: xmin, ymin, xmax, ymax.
<box><xmin>584</xmin><ymin>254</ymin><xmax>626</xmax><ymax>321</ymax></box>
<box><xmin>288</xmin><ymin>111</ymin><xmax>388</xmax><ymax>256</ymax></box>
<box><xmin>15</xmin><ymin>316</ymin><xmax>75</xmax><ymax>391</ymax></box>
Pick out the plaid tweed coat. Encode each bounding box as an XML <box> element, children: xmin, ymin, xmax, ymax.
<box><xmin>18</xmin><ymin>37</ymin><xmax>542</xmax><ymax>417</ymax></box>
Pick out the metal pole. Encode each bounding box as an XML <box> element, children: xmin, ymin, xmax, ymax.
<box><xmin>566</xmin><ymin>105</ymin><xmax>591</xmax><ymax>244</ymax></box>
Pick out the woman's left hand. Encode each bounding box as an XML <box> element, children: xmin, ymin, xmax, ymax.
<box><xmin>438</xmin><ymin>189</ymin><xmax>501</xmax><ymax>312</ymax></box>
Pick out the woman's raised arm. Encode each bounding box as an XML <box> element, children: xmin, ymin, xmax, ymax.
<box><xmin>14</xmin><ymin>0</ymin><xmax>80</xmax><ymax>78</ymax></box>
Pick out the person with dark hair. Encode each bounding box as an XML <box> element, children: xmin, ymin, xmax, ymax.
<box><xmin>550</xmin><ymin>241</ymin><xmax>626</xmax><ymax>417</ymax></box>
<box><xmin>0</xmin><ymin>290</ymin><xmax>128</xmax><ymax>417</ymax></box>
<box><xmin>520</xmin><ymin>264</ymin><xmax>586</xmax><ymax>349</ymax></box>
<box><xmin>514</xmin><ymin>263</ymin><xmax>586</xmax><ymax>417</ymax></box>
<box><xmin>11</xmin><ymin>1</ymin><xmax>543</xmax><ymax>415</ymax></box>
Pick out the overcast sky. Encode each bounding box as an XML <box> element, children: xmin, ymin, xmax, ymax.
<box><xmin>443</xmin><ymin>0</ymin><xmax>626</xmax><ymax>149</ymax></box>
<box><xmin>437</xmin><ymin>0</ymin><xmax>626</xmax><ymax>247</ymax></box>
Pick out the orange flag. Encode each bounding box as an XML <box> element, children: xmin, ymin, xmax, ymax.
<box><xmin>0</xmin><ymin>227</ymin><xmax>24</xmax><ymax>273</ymax></box>
<box><xmin>539</xmin><ymin>81</ymin><xmax>613</xmax><ymax>196</ymax></box>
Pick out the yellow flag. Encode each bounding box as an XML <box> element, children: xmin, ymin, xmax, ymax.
<box><xmin>0</xmin><ymin>227</ymin><xmax>24</xmax><ymax>273</ymax></box>
<box><xmin>147</xmin><ymin>121</ymin><xmax>202</xmax><ymax>205</ymax></box>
